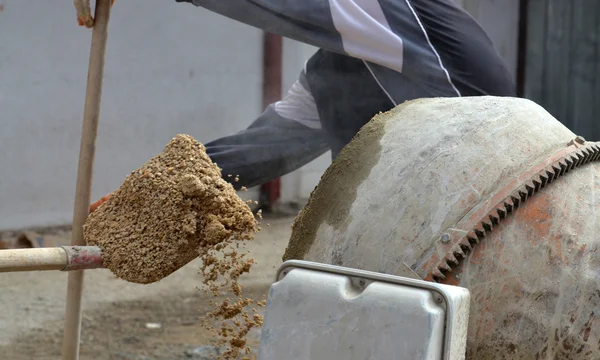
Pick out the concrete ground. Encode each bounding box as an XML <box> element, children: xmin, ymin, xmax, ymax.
<box><xmin>0</xmin><ymin>213</ymin><xmax>295</xmax><ymax>360</ymax></box>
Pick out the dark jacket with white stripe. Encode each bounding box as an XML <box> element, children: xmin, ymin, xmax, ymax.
<box><xmin>177</xmin><ymin>0</ymin><xmax>516</xmax><ymax>189</ymax></box>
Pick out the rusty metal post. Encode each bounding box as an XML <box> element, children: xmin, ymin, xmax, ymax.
<box><xmin>259</xmin><ymin>32</ymin><xmax>283</xmax><ymax>209</ymax></box>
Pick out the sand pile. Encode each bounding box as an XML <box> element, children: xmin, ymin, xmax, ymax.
<box><xmin>83</xmin><ymin>134</ymin><xmax>258</xmax><ymax>284</ymax></box>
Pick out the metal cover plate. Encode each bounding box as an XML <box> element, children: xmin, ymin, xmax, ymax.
<box><xmin>258</xmin><ymin>260</ymin><xmax>470</xmax><ymax>360</ymax></box>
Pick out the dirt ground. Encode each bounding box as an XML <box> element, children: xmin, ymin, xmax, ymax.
<box><xmin>0</xmin><ymin>213</ymin><xmax>295</xmax><ymax>360</ymax></box>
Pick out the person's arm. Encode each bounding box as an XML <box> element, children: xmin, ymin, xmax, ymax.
<box><xmin>89</xmin><ymin>69</ymin><xmax>329</xmax><ymax>212</ymax></box>
<box><xmin>206</xmin><ymin>70</ymin><xmax>329</xmax><ymax>189</ymax></box>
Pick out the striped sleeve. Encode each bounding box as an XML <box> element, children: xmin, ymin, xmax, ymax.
<box><xmin>273</xmin><ymin>67</ymin><xmax>322</xmax><ymax>130</ymax></box>
<box><xmin>204</xmin><ymin>69</ymin><xmax>329</xmax><ymax>189</ymax></box>
<box><xmin>176</xmin><ymin>0</ymin><xmax>465</xmax><ymax>97</ymax></box>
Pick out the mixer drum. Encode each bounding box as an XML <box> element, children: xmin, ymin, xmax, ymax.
<box><xmin>284</xmin><ymin>96</ymin><xmax>600</xmax><ymax>359</ymax></box>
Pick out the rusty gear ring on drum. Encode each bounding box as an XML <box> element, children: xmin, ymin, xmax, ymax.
<box><xmin>416</xmin><ymin>136</ymin><xmax>600</xmax><ymax>283</ymax></box>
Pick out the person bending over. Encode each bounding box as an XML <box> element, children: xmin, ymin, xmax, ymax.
<box><xmin>90</xmin><ymin>0</ymin><xmax>515</xmax><ymax>210</ymax></box>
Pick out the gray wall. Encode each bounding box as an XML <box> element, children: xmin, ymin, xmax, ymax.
<box><xmin>0</xmin><ymin>1</ymin><xmax>321</xmax><ymax>230</ymax></box>
<box><xmin>523</xmin><ymin>0</ymin><xmax>600</xmax><ymax>141</ymax></box>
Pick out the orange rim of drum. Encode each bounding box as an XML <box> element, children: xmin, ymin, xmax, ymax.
<box><xmin>416</xmin><ymin>137</ymin><xmax>600</xmax><ymax>284</ymax></box>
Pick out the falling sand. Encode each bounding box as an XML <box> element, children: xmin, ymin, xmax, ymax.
<box><xmin>83</xmin><ymin>134</ymin><xmax>265</xmax><ymax>358</ymax></box>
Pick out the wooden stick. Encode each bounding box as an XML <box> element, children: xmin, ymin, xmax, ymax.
<box><xmin>0</xmin><ymin>248</ymin><xmax>67</xmax><ymax>272</ymax></box>
<box><xmin>62</xmin><ymin>1</ymin><xmax>111</xmax><ymax>359</ymax></box>
<box><xmin>0</xmin><ymin>246</ymin><xmax>103</xmax><ymax>272</ymax></box>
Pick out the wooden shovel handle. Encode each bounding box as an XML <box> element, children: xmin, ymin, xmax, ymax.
<box><xmin>0</xmin><ymin>246</ymin><xmax>103</xmax><ymax>273</ymax></box>
<box><xmin>75</xmin><ymin>0</ymin><xmax>116</xmax><ymax>28</ymax></box>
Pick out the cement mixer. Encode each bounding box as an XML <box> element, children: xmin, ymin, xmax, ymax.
<box><xmin>281</xmin><ymin>96</ymin><xmax>600</xmax><ymax>359</ymax></box>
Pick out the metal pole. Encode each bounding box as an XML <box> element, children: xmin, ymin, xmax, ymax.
<box><xmin>61</xmin><ymin>0</ymin><xmax>111</xmax><ymax>359</ymax></box>
<box><xmin>259</xmin><ymin>33</ymin><xmax>283</xmax><ymax>209</ymax></box>
<box><xmin>0</xmin><ymin>246</ymin><xmax>103</xmax><ymax>273</ymax></box>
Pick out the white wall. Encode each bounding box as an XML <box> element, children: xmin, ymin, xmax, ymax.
<box><xmin>0</xmin><ymin>0</ymin><xmax>315</xmax><ymax>230</ymax></box>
